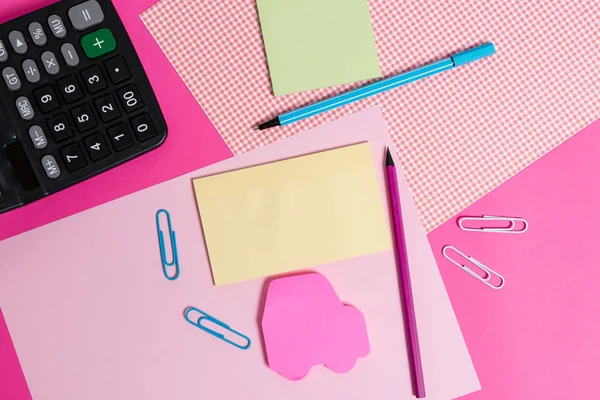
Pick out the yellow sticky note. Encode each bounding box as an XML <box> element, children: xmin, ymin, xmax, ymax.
<box><xmin>193</xmin><ymin>143</ymin><xmax>391</xmax><ymax>286</ymax></box>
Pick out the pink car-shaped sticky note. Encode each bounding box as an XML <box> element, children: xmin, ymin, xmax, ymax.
<box><xmin>261</xmin><ymin>273</ymin><xmax>370</xmax><ymax>380</ymax></box>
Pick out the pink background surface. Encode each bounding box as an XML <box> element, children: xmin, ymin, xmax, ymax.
<box><xmin>1</xmin><ymin>1</ymin><xmax>598</xmax><ymax>399</ymax></box>
<box><xmin>0</xmin><ymin>108</ymin><xmax>479</xmax><ymax>400</ymax></box>
<box><xmin>0</xmin><ymin>0</ymin><xmax>232</xmax><ymax>241</ymax></box>
<box><xmin>430</xmin><ymin>118</ymin><xmax>600</xmax><ymax>400</ymax></box>
<box><xmin>0</xmin><ymin>311</ymin><xmax>31</xmax><ymax>400</ymax></box>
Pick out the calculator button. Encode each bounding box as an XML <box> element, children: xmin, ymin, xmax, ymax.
<box><xmin>118</xmin><ymin>85</ymin><xmax>144</xmax><ymax>113</ymax></box>
<box><xmin>61</xmin><ymin>43</ymin><xmax>80</xmax><ymax>67</ymax></box>
<box><xmin>33</xmin><ymin>86</ymin><xmax>60</xmax><ymax>113</ymax></box>
<box><xmin>81</xmin><ymin>66</ymin><xmax>107</xmax><ymax>93</ymax></box>
<box><xmin>108</xmin><ymin>124</ymin><xmax>134</xmax><ymax>151</ymax></box>
<box><xmin>60</xmin><ymin>143</ymin><xmax>87</xmax><ymax>172</ymax></box>
<box><xmin>47</xmin><ymin>115</ymin><xmax>74</xmax><ymax>142</ymax></box>
<box><xmin>131</xmin><ymin>114</ymin><xmax>156</xmax><ymax>141</ymax></box>
<box><xmin>9</xmin><ymin>31</ymin><xmax>28</xmax><ymax>55</ymax></box>
<box><xmin>0</xmin><ymin>40</ymin><xmax>9</xmax><ymax>62</ymax></box>
<box><xmin>71</xmin><ymin>104</ymin><xmax>97</xmax><ymax>132</ymax></box>
<box><xmin>94</xmin><ymin>94</ymin><xmax>120</xmax><ymax>122</ymax></box>
<box><xmin>28</xmin><ymin>22</ymin><xmax>47</xmax><ymax>46</ymax></box>
<box><xmin>81</xmin><ymin>28</ymin><xmax>116</xmax><ymax>59</ymax></box>
<box><xmin>69</xmin><ymin>0</ymin><xmax>105</xmax><ymax>31</ymax></box>
<box><xmin>28</xmin><ymin>125</ymin><xmax>48</xmax><ymax>150</ymax></box>
<box><xmin>84</xmin><ymin>133</ymin><xmax>110</xmax><ymax>161</ymax></box>
<box><xmin>48</xmin><ymin>15</ymin><xmax>67</xmax><ymax>39</ymax></box>
<box><xmin>41</xmin><ymin>51</ymin><xmax>60</xmax><ymax>75</ymax></box>
<box><xmin>22</xmin><ymin>59</ymin><xmax>41</xmax><ymax>83</ymax></box>
<box><xmin>58</xmin><ymin>75</ymin><xmax>84</xmax><ymax>103</ymax></box>
<box><xmin>3</xmin><ymin>67</ymin><xmax>21</xmax><ymax>91</ymax></box>
<box><xmin>15</xmin><ymin>97</ymin><xmax>34</xmax><ymax>120</ymax></box>
<box><xmin>105</xmin><ymin>56</ymin><xmax>130</xmax><ymax>84</ymax></box>
<box><xmin>41</xmin><ymin>155</ymin><xmax>61</xmax><ymax>179</ymax></box>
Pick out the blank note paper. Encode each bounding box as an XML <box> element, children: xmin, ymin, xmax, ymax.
<box><xmin>193</xmin><ymin>142</ymin><xmax>391</xmax><ymax>286</ymax></box>
<box><xmin>262</xmin><ymin>273</ymin><xmax>370</xmax><ymax>381</ymax></box>
<box><xmin>257</xmin><ymin>0</ymin><xmax>381</xmax><ymax>96</ymax></box>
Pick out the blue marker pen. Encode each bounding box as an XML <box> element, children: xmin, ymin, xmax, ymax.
<box><xmin>254</xmin><ymin>43</ymin><xmax>495</xmax><ymax>130</ymax></box>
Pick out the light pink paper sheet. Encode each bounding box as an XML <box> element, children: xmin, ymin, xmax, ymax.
<box><xmin>0</xmin><ymin>108</ymin><xmax>478</xmax><ymax>400</ymax></box>
<box><xmin>429</xmin><ymin>118</ymin><xmax>600</xmax><ymax>400</ymax></box>
<box><xmin>262</xmin><ymin>273</ymin><xmax>370</xmax><ymax>381</ymax></box>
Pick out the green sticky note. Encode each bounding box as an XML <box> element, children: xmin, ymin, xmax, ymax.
<box><xmin>257</xmin><ymin>0</ymin><xmax>381</xmax><ymax>96</ymax></box>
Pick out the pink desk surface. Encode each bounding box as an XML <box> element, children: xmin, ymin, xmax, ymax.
<box><xmin>0</xmin><ymin>0</ymin><xmax>232</xmax><ymax>241</ymax></box>
<box><xmin>0</xmin><ymin>310</ymin><xmax>30</xmax><ymax>400</ymax></box>
<box><xmin>429</xmin><ymin>118</ymin><xmax>600</xmax><ymax>400</ymax></box>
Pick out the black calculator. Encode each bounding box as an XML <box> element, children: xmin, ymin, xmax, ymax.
<box><xmin>0</xmin><ymin>0</ymin><xmax>167</xmax><ymax>214</ymax></box>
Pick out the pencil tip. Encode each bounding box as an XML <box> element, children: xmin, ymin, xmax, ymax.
<box><xmin>386</xmin><ymin>147</ymin><xmax>395</xmax><ymax>166</ymax></box>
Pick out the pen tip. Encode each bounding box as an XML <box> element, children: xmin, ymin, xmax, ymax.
<box><xmin>252</xmin><ymin>126</ymin><xmax>259</xmax><ymax>131</ymax></box>
<box><xmin>386</xmin><ymin>147</ymin><xmax>395</xmax><ymax>166</ymax></box>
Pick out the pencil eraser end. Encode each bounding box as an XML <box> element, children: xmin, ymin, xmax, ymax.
<box><xmin>452</xmin><ymin>43</ymin><xmax>495</xmax><ymax>67</ymax></box>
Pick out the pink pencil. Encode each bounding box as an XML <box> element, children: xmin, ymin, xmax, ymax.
<box><xmin>385</xmin><ymin>148</ymin><xmax>426</xmax><ymax>398</ymax></box>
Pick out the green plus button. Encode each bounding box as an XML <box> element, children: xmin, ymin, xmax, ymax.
<box><xmin>81</xmin><ymin>28</ymin><xmax>116</xmax><ymax>59</ymax></box>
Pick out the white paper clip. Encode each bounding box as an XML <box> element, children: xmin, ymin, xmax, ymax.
<box><xmin>442</xmin><ymin>246</ymin><xmax>505</xmax><ymax>289</ymax></box>
<box><xmin>458</xmin><ymin>215</ymin><xmax>528</xmax><ymax>234</ymax></box>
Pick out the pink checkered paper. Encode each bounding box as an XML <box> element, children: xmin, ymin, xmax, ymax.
<box><xmin>141</xmin><ymin>0</ymin><xmax>600</xmax><ymax>231</ymax></box>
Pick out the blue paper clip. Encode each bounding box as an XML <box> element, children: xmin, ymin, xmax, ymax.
<box><xmin>156</xmin><ymin>209</ymin><xmax>180</xmax><ymax>281</ymax></box>
<box><xmin>184</xmin><ymin>307</ymin><xmax>252</xmax><ymax>350</ymax></box>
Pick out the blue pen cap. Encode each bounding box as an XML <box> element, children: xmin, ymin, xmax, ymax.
<box><xmin>451</xmin><ymin>43</ymin><xmax>495</xmax><ymax>67</ymax></box>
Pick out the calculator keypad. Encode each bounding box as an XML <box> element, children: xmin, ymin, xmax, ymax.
<box><xmin>0</xmin><ymin>0</ymin><xmax>167</xmax><ymax>215</ymax></box>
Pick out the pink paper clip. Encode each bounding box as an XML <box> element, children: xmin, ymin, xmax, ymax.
<box><xmin>442</xmin><ymin>246</ymin><xmax>505</xmax><ymax>290</ymax></box>
<box><xmin>458</xmin><ymin>215</ymin><xmax>528</xmax><ymax>234</ymax></box>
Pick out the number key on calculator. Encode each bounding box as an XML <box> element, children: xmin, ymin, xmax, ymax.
<box><xmin>0</xmin><ymin>0</ymin><xmax>167</xmax><ymax>214</ymax></box>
